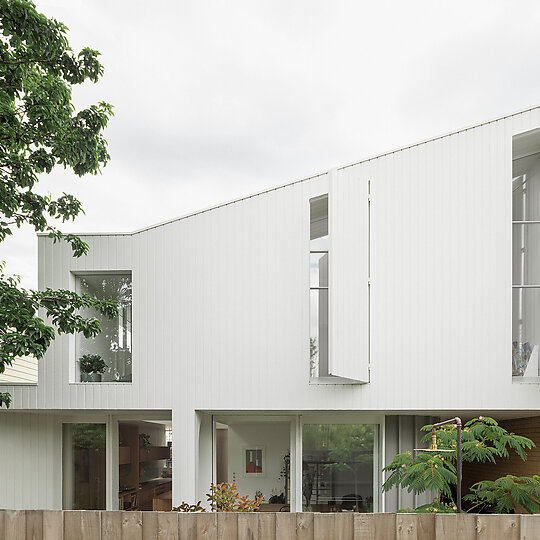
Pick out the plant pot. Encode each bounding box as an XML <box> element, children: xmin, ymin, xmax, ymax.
<box><xmin>81</xmin><ymin>372</ymin><xmax>102</xmax><ymax>382</ymax></box>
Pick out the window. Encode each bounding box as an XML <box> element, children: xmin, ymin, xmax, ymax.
<box><xmin>302</xmin><ymin>424</ymin><xmax>376</xmax><ymax>512</ymax></box>
<box><xmin>310</xmin><ymin>195</ymin><xmax>329</xmax><ymax>377</ymax></box>
<box><xmin>213</xmin><ymin>419</ymin><xmax>290</xmax><ymax>509</ymax></box>
<box><xmin>63</xmin><ymin>423</ymin><xmax>106</xmax><ymax>509</ymax></box>
<box><xmin>75</xmin><ymin>273</ymin><xmax>132</xmax><ymax>382</ymax></box>
<box><xmin>512</xmin><ymin>144</ymin><xmax>540</xmax><ymax>377</ymax></box>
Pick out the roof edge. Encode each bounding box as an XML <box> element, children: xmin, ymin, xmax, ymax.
<box><xmin>38</xmin><ymin>102</ymin><xmax>540</xmax><ymax>238</ymax></box>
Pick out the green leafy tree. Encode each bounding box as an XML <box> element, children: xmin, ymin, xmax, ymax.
<box><xmin>0</xmin><ymin>0</ymin><xmax>115</xmax><ymax>407</ymax></box>
<box><xmin>382</xmin><ymin>417</ymin><xmax>535</xmax><ymax>511</ymax></box>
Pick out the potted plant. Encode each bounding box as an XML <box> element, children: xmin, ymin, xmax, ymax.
<box><xmin>79</xmin><ymin>354</ymin><xmax>107</xmax><ymax>382</ymax></box>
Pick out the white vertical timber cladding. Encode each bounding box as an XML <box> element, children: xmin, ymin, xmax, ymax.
<box><xmin>0</xmin><ymin>412</ymin><xmax>61</xmax><ymax>509</ymax></box>
<box><xmin>329</xmin><ymin>167</ymin><xmax>370</xmax><ymax>382</ymax></box>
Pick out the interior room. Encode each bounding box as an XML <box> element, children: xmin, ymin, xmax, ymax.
<box><xmin>302</xmin><ymin>423</ymin><xmax>375</xmax><ymax>512</ymax></box>
<box><xmin>512</xmin><ymin>129</ymin><xmax>540</xmax><ymax>378</ymax></box>
<box><xmin>213</xmin><ymin>417</ymin><xmax>378</xmax><ymax>512</ymax></box>
<box><xmin>215</xmin><ymin>418</ymin><xmax>291</xmax><ymax>511</ymax></box>
<box><xmin>118</xmin><ymin>420</ymin><xmax>172</xmax><ymax>511</ymax></box>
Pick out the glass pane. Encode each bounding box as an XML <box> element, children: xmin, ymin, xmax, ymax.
<box><xmin>63</xmin><ymin>423</ymin><xmax>106</xmax><ymax>509</ymax></box>
<box><xmin>512</xmin><ymin>173</ymin><xmax>540</xmax><ymax>221</ymax></box>
<box><xmin>310</xmin><ymin>234</ymin><xmax>328</xmax><ymax>252</ymax></box>
<box><xmin>512</xmin><ymin>223</ymin><xmax>540</xmax><ymax>286</ymax></box>
<box><xmin>512</xmin><ymin>288</ymin><xmax>540</xmax><ymax>376</ymax></box>
<box><xmin>310</xmin><ymin>196</ymin><xmax>328</xmax><ymax>240</ymax></box>
<box><xmin>302</xmin><ymin>424</ymin><xmax>375</xmax><ymax>512</ymax></box>
<box><xmin>310</xmin><ymin>253</ymin><xmax>328</xmax><ymax>288</ymax></box>
<box><xmin>76</xmin><ymin>274</ymin><xmax>132</xmax><ymax>382</ymax></box>
<box><xmin>513</xmin><ymin>176</ymin><xmax>525</xmax><ymax>222</ymax></box>
<box><xmin>310</xmin><ymin>289</ymin><xmax>328</xmax><ymax>377</ymax></box>
<box><xmin>213</xmin><ymin>420</ymin><xmax>291</xmax><ymax>510</ymax></box>
<box><xmin>119</xmin><ymin>421</ymin><xmax>172</xmax><ymax>511</ymax></box>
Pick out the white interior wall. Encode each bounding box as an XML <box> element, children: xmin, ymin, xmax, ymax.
<box><xmin>226</xmin><ymin>422</ymin><xmax>290</xmax><ymax>501</ymax></box>
<box><xmin>0</xmin><ymin>412</ymin><xmax>61</xmax><ymax>510</ymax></box>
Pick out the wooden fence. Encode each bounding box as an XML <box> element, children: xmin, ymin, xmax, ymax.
<box><xmin>0</xmin><ymin>510</ymin><xmax>538</xmax><ymax>540</ymax></box>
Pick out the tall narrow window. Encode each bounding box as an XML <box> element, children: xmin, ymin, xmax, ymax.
<box><xmin>76</xmin><ymin>273</ymin><xmax>132</xmax><ymax>382</ymax></box>
<box><xmin>310</xmin><ymin>195</ymin><xmax>328</xmax><ymax>377</ymax></box>
<box><xmin>513</xmin><ymin>154</ymin><xmax>540</xmax><ymax>377</ymax></box>
<box><xmin>63</xmin><ymin>423</ymin><xmax>106</xmax><ymax>509</ymax></box>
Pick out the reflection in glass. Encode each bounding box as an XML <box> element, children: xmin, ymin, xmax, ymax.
<box><xmin>512</xmin><ymin>223</ymin><xmax>540</xmax><ymax>286</ymax></box>
<box><xmin>310</xmin><ymin>195</ymin><xmax>328</xmax><ymax>377</ymax></box>
<box><xmin>310</xmin><ymin>289</ymin><xmax>328</xmax><ymax>377</ymax></box>
<box><xmin>302</xmin><ymin>424</ymin><xmax>375</xmax><ymax>512</ymax></box>
<box><xmin>310</xmin><ymin>253</ymin><xmax>328</xmax><ymax>288</ymax></box>
<box><xmin>76</xmin><ymin>274</ymin><xmax>132</xmax><ymax>382</ymax></box>
<box><xmin>63</xmin><ymin>423</ymin><xmax>106</xmax><ymax>510</ymax></box>
<box><xmin>512</xmin><ymin>288</ymin><xmax>540</xmax><ymax>376</ymax></box>
<box><xmin>512</xmin><ymin>170</ymin><xmax>540</xmax><ymax>377</ymax></box>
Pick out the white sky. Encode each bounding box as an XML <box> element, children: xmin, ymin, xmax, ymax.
<box><xmin>3</xmin><ymin>0</ymin><xmax>540</xmax><ymax>289</ymax></box>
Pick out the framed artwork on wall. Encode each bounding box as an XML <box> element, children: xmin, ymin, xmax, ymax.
<box><xmin>244</xmin><ymin>446</ymin><xmax>265</xmax><ymax>476</ymax></box>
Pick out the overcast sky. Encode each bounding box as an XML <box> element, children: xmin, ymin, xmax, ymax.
<box><xmin>3</xmin><ymin>0</ymin><xmax>540</xmax><ymax>288</ymax></box>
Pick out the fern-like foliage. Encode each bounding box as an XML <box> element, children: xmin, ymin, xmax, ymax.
<box><xmin>383</xmin><ymin>451</ymin><xmax>456</xmax><ymax>497</ymax></box>
<box><xmin>418</xmin><ymin>417</ymin><xmax>534</xmax><ymax>464</ymax></box>
<box><xmin>383</xmin><ymin>416</ymin><xmax>536</xmax><ymax>510</ymax></box>
<box><xmin>464</xmin><ymin>475</ymin><xmax>540</xmax><ymax>514</ymax></box>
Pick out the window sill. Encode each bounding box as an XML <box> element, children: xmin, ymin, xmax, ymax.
<box><xmin>309</xmin><ymin>376</ymin><xmax>365</xmax><ymax>385</ymax></box>
<box><xmin>69</xmin><ymin>382</ymin><xmax>133</xmax><ymax>385</ymax></box>
<box><xmin>512</xmin><ymin>376</ymin><xmax>540</xmax><ymax>384</ymax></box>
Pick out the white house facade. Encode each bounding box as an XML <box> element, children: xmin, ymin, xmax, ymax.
<box><xmin>2</xmin><ymin>106</ymin><xmax>540</xmax><ymax>513</ymax></box>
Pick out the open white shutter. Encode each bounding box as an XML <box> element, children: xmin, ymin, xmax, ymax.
<box><xmin>328</xmin><ymin>168</ymin><xmax>370</xmax><ymax>383</ymax></box>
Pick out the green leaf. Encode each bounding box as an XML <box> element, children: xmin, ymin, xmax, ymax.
<box><xmin>0</xmin><ymin>0</ymin><xmax>113</xmax><ymax>406</ymax></box>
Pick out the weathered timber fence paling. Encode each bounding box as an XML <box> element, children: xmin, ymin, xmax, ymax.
<box><xmin>0</xmin><ymin>510</ymin><xmax>538</xmax><ymax>540</ymax></box>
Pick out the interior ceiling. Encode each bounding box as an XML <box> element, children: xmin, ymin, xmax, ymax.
<box><xmin>513</xmin><ymin>153</ymin><xmax>540</xmax><ymax>178</ymax></box>
<box><xmin>513</xmin><ymin>128</ymin><xmax>540</xmax><ymax>177</ymax></box>
<box><xmin>310</xmin><ymin>196</ymin><xmax>328</xmax><ymax>222</ymax></box>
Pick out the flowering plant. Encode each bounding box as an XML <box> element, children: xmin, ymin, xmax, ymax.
<box><xmin>207</xmin><ymin>481</ymin><xmax>263</xmax><ymax>512</ymax></box>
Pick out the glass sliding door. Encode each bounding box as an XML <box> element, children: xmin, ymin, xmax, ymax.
<box><xmin>302</xmin><ymin>424</ymin><xmax>376</xmax><ymax>512</ymax></box>
<box><xmin>63</xmin><ymin>423</ymin><xmax>106</xmax><ymax>510</ymax></box>
<box><xmin>213</xmin><ymin>418</ymin><xmax>291</xmax><ymax>511</ymax></box>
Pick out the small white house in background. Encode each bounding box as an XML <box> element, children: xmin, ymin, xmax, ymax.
<box><xmin>2</xmin><ymin>106</ymin><xmax>540</xmax><ymax>513</ymax></box>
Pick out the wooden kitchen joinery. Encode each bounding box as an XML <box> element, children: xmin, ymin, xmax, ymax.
<box><xmin>118</xmin><ymin>423</ymin><xmax>172</xmax><ymax>511</ymax></box>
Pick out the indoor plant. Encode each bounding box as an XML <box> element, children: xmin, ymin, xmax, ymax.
<box><xmin>79</xmin><ymin>354</ymin><xmax>107</xmax><ymax>382</ymax></box>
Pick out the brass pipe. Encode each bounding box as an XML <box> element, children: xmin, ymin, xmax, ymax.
<box><xmin>431</xmin><ymin>417</ymin><xmax>462</xmax><ymax>513</ymax></box>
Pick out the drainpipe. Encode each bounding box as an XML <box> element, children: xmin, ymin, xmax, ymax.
<box><xmin>430</xmin><ymin>417</ymin><xmax>462</xmax><ymax>513</ymax></box>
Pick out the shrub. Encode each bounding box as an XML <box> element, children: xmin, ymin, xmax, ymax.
<box><xmin>173</xmin><ymin>501</ymin><xmax>205</xmax><ymax>512</ymax></box>
<box><xmin>79</xmin><ymin>354</ymin><xmax>107</xmax><ymax>374</ymax></box>
<box><xmin>207</xmin><ymin>482</ymin><xmax>263</xmax><ymax>512</ymax></box>
<box><xmin>465</xmin><ymin>475</ymin><xmax>540</xmax><ymax>514</ymax></box>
